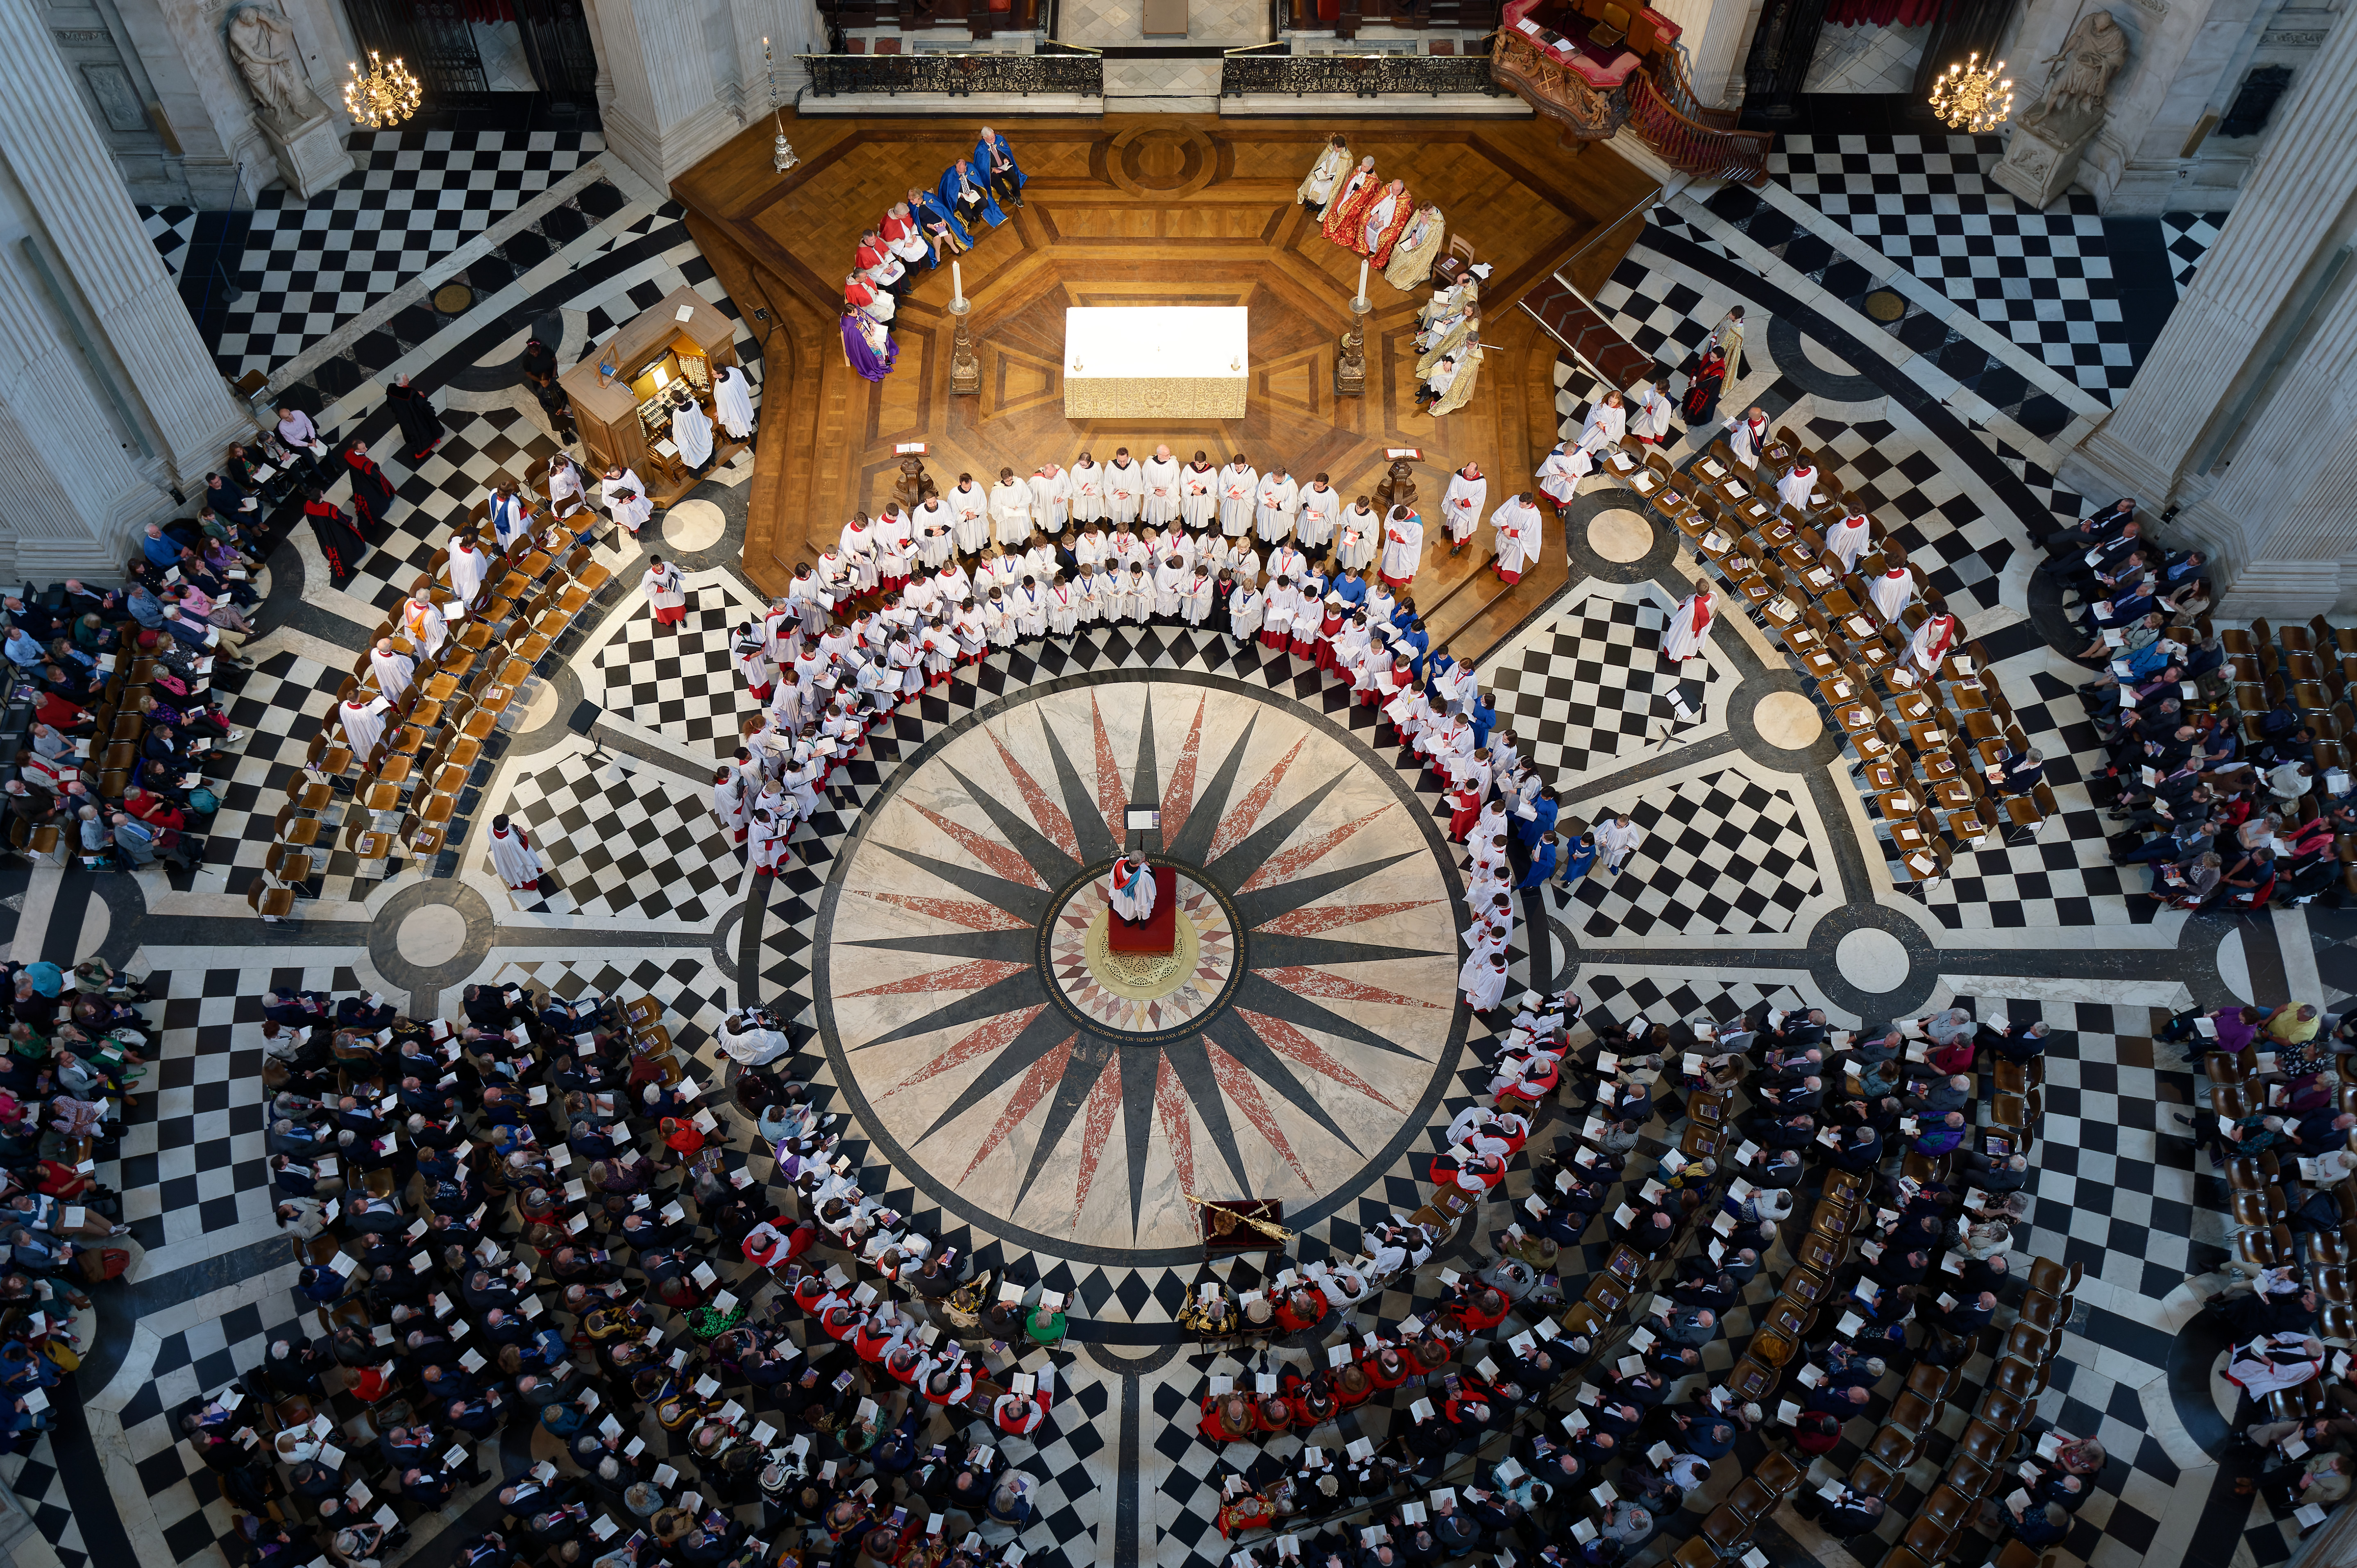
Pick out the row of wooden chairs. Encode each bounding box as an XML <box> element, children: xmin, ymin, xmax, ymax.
<box><xmin>1676</xmin><ymin>1168</ymin><xmax>1872</xmax><ymax>1563</ymax></box>
<box><xmin>1879</xmin><ymin>1284</ymin><xmax>2073</xmax><ymax>1566</ymax></box>
<box><xmin>1607</xmin><ymin>441</ymin><xmax>2048</xmax><ymax>870</ymax></box>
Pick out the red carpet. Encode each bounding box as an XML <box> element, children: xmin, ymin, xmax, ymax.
<box><xmin>1106</xmin><ymin>866</ymin><xmax>1178</xmax><ymax>954</ymax></box>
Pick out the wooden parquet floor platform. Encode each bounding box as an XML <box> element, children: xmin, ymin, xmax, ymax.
<box><xmin>674</xmin><ymin>112</ymin><xmax>1657</xmax><ymax>660</ymax></box>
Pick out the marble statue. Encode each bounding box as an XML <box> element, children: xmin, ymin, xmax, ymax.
<box><xmin>2026</xmin><ymin>11</ymin><xmax>2129</xmax><ymax>128</ymax></box>
<box><xmin>227</xmin><ymin>3</ymin><xmax>313</xmax><ymax>124</ymax></box>
<box><xmin>1994</xmin><ymin>7</ymin><xmax>2129</xmax><ymax>207</ymax></box>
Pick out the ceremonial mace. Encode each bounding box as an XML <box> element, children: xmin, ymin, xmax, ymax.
<box><xmin>1184</xmin><ymin>1191</ymin><xmax>1298</xmax><ymax>1243</ymax></box>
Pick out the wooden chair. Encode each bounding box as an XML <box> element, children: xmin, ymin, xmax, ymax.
<box><xmin>343</xmin><ymin>816</ymin><xmax>395</xmax><ymax>864</ymax></box>
<box><xmin>247</xmin><ymin>880</ymin><xmax>296</xmax><ymax>922</ymax></box>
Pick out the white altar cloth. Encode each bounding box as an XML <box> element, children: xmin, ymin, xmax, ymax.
<box><xmin>1063</xmin><ymin>306</ymin><xmax>1249</xmax><ymax>420</ymax></box>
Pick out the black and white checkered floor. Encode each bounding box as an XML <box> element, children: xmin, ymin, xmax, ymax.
<box><xmin>28</xmin><ymin>127</ymin><xmax>2293</xmax><ymax>1568</ymax></box>
<box><xmin>1766</xmin><ymin>134</ymin><xmax>2225</xmax><ymax>403</ymax></box>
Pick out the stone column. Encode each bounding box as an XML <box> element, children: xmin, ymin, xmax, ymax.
<box><xmin>0</xmin><ymin>236</ymin><xmax>176</xmax><ymax>578</ymax></box>
<box><xmin>2061</xmin><ymin>9</ymin><xmax>2357</xmax><ymax>607</ymax></box>
<box><xmin>1739</xmin><ymin>0</ymin><xmax>1833</xmax><ymax>118</ymax></box>
<box><xmin>728</xmin><ymin>0</ymin><xmax>824</xmax><ymax>119</ymax></box>
<box><xmin>2176</xmin><ymin>300</ymin><xmax>2357</xmax><ymax>613</ymax></box>
<box><xmin>0</xmin><ymin>0</ymin><xmax>251</xmax><ymax>531</ymax></box>
<box><xmin>590</xmin><ymin>0</ymin><xmax>745</xmax><ymax>190</ymax></box>
<box><xmin>1648</xmin><ymin>0</ymin><xmax>1762</xmax><ymax>107</ymax></box>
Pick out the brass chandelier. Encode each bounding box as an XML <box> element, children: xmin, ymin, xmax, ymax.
<box><xmin>1929</xmin><ymin>51</ymin><xmax>2013</xmax><ymax>133</ymax></box>
<box><xmin>344</xmin><ymin>50</ymin><xmax>422</xmax><ymax>130</ymax></box>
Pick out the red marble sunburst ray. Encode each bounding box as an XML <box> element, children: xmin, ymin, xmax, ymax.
<box><xmin>1067</xmin><ymin>1052</ymin><xmax>1126</xmax><ymax>1231</ymax></box>
<box><xmin>959</xmin><ymin>1033</ymin><xmax>1076</xmax><ymax>1182</ymax></box>
<box><xmin>912</xmin><ymin>803</ymin><xmax>1046</xmax><ymax>888</ymax></box>
<box><xmin>1206</xmin><ymin>737</ymin><xmax>1306</xmax><ymax>861</ymax></box>
<box><xmin>1234</xmin><ymin>1006</ymin><xmax>1401</xmax><ymax>1110</ymax></box>
<box><xmin>983</xmin><ymin>724</ymin><xmax>1079</xmax><ymax>860</ymax></box>
<box><xmin>1254</xmin><ymin>965</ymin><xmax>1443</xmax><ymax>1010</ymax></box>
<box><xmin>1255</xmin><ymin>899</ymin><xmax>1444</xmax><ymax>937</ymax></box>
<box><xmin>1204</xmin><ymin>1037</ymin><xmax>1313</xmax><ymax>1187</ymax></box>
<box><xmin>1159</xmin><ymin>696</ymin><xmax>1207</xmax><ymax>845</ymax></box>
<box><xmin>853</xmin><ymin>890</ymin><xmax>1032</xmax><ymax>932</ymax></box>
<box><xmin>841</xmin><ymin>958</ymin><xmax>1029</xmax><ymax>999</ymax></box>
<box><xmin>1236</xmin><ymin>803</ymin><xmax>1394</xmax><ymax>893</ymax></box>
<box><xmin>1153</xmin><ymin>1050</ymin><xmax>1198</xmax><ymax>1194</ymax></box>
<box><xmin>1089</xmin><ymin>693</ymin><xmax>1127</xmax><ymax>847</ymax></box>
<box><xmin>885</xmin><ymin>1004</ymin><xmax>1048</xmax><ymax>1095</ymax></box>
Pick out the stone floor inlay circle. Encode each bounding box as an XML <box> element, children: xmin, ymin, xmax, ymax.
<box><xmin>1752</xmin><ymin>688</ymin><xmax>1825</xmax><ymax>749</ymax></box>
<box><xmin>1586</xmin><ymin>506</ymin><xmax>1655</xmax><ymax>563</ymax></box>
<box><xmin>815</xmin><ymin>674</ymin><xmax>1463</xmax><ymax>1260</ymax></box>
<box><xmin>394</xmin><ymin>901</ymin><xmax>470</xmax><ymax>966</ymax></box>
<box><xmin>1833</xmin><ymin>926</ymin><xmax>1912</xmax><ymax>993</ymax></box>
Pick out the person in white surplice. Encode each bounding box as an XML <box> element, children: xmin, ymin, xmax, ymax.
<box><xmin>1441</xmin><ymin>462</ymin><xmax>1486</xmax><ymax>555</ymax></box>
<box><xmin>486</xmin><ymin>814</ymin><xmax>546</xmax><ymax>892</ymax></box>
<box><xmin>1460</xmin><ymin>948</ymin><xmax>1509</xmax><ymax>1012</ymax></box>
<box><xmin>1489</xmin><ymin>492</ymin><xmax>1543</xmax><ymax>585</ymax></box>
<box><xmin>1535</xmin><ymin>440</ymin><xmax>1592</xmax><ymax>513</ymax></box>
<box><xmin>669</xmin><ymin>392</ymin><xmax>714</xmax><ymax>471</ymax></box>
<box><xmin>1579</xmin><ymin>392</ymin><xmax>1627</xmax><ymax>454</ymax></box>
<box><xmin>713</xmin><ymin>365</ymin><xmax>757</xmax><ymax>442</ymax></box>
<box><xmin>447</xmin><ymin>536</ymin><xmax>490</xmax><ymax>607</ymax></box>
<box><xmin>1141</xmin><ymin>445</ymin><xmax>1182</xmax><ymax>527</ymax></box>
<box><xmin>1108</xmin><ymin>854</ymin><xmax>1157</xmax><ymax>925</ymax></box>
<box><xmin>989</xmin><ymin>468</ymin><xmax>1034</xmax><ymax>548</ymax></box>
<box><xmin>369</xmin><ymin>640</ymin><xmax>415</xmax><ymax>706</ymax></box>
<box><xmin>1776</xmin><ymin>458</ymin><xmax>1823</xmax><ymax>514</ymax></box>
<box><xmin>1218</xmin><ymin>456</ymin><xmax>1258</xmax><ymax>537</ymax></box>
<box><xmin>1823</xmin><ymin>511</ymin><xmax>1873</xmax><ymax>573</ymax></box>
<box><xmin>1661</xmin><ymin>579</ymin><xmax>1717</xmax><ymax>662</ymax></box>
<box><xmin>337</xmin><ymin>695</ymin><xmax>390</xmax><ymax>758</ymax></box>
<box><xmin>1378</xmin><ymin>506</ymin><xmax>1425</xmax><ymax>592</ymax></box>
<box><xmin>642</xmin><ymin>557</ymin><xmax>689</xmax><ymax>626</ymax></box>
<box><xmin>603</xmin><ymin>466</ymin><xmax>653</xmax><ymax>535</ymax></box>
<box><xmin>1867</xmin><ymin>563</ymin><xmax>1917</xmax><ymax>624</ymax></box>
<box><xmin>398</xmin><ymin>594</ymin><xmax>447</xmax><ymax>659</ymax></box>
<box><xmin>1627</xmin><ymin>381</ymin><xmax>1675</xmax><ymax>445</ymax></box>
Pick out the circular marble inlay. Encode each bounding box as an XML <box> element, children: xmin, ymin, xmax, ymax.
<box><xmin>1864</xmin><ymin>290</ymin><xmax>1906</xmax><ymax>322</ymax></box>
<box><xmin>1834</xmin><ymin>926</ymin><xmax>1911</xmax><ymax>993</ymax></box>
<box><xmin>1047</xmin><ymin>869</ymin><xmax>1235</xmax><ymax>1030</ymax></box>
<box><xmin>816</xmin><ymin>675</ymin><xmax>1462</xmax><ymax>1260</ymax></box>
<box><xmin>396</xmin><ymin>901</ymin><xmax>470</xmax><ymax>967</ymax></box>
<box><xmin>505</xmin><ymin>672</ymin><xmax>561</xmax><ymax>732</ymax></box>
<box><xmin>1588</xmin><ymin>507</ymin><xmax>1654</xmax><ymax>563</ymax></box>
<box><xmin>663</xmin><ymin>498</ymin><xmax>727</xmax><ymax>552</ymax></box>
<box><xmin>1753</xmin><ymin>689</ymin><xmax>1824</xmax><ymax>750</ymax></box>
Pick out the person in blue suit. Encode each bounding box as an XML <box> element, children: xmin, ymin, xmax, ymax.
<box><xmin>940</xmin><ymin>159</ymin><xmax>1003</xmax><ymax>232</ymax></box>
<box><xmin>1466</xmin><ymin>688</ymin><xmax>1497</xmax><ymax>749</ymax></box>
<box><xmin>907</xmin><ymin>185</ymin><xmax>970</xmax><ymax>261</ymax></box>
<box><xmin>1516</xmin><ymin>786</ymin><xmax>1559</xmax><ymax>848</ymax></box>
<box><xmin>974</xmin><ymin>126</ymin><xmax>1026</xmax><ymax>210</ymax></box>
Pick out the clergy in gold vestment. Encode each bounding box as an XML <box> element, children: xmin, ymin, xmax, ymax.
<box><xmin>1384</xmin><ymin>204</ymin><xmax>1445</xmax><ymax>289</ymax></box>
<box><xmin>1296</xmin><ymin>136</ymin><xmax>1353</xmax><ymax>210</ymax></box>
<box><xmin>1430</xmin><ymin>343</ymin><xmax>1484</xmax><ymax>417</ymax></box>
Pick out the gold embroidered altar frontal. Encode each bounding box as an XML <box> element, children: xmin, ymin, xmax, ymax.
<box><xmin>1063</xmin><ymin>305</ymin><xmax>1249</xmax><ymax>420</ymax></box>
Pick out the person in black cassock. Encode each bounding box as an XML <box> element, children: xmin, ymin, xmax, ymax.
<box><xmin>383</xmin><ymin>373</ymin><xmax>444</xmax><ymax>464</ymax></box>
<box><xmin>343</xmin><ymin>440</ymin><xmax>397</xmax><ymax>534</ymax></box>
<box><xmin>302</xmin><ymin>486</ymin><xmax>368</xmax><ymax>582</ymax></box>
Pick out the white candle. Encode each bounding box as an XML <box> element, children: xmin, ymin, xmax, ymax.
<box><xmin>953</xmin><ymin>261</ymin><xmax>964</xmax><ymax>306</ymax></box>
<box><xmin>1357</xmin><ymin>260</ymin><xmax>1368</xmax><ymax>303</ymax></box>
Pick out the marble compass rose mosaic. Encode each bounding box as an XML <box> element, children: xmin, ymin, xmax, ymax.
<box><xmin>814</xmin><ymin>673</ymin><xmax>1467</xmax><ymax>1263</ymax></box>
